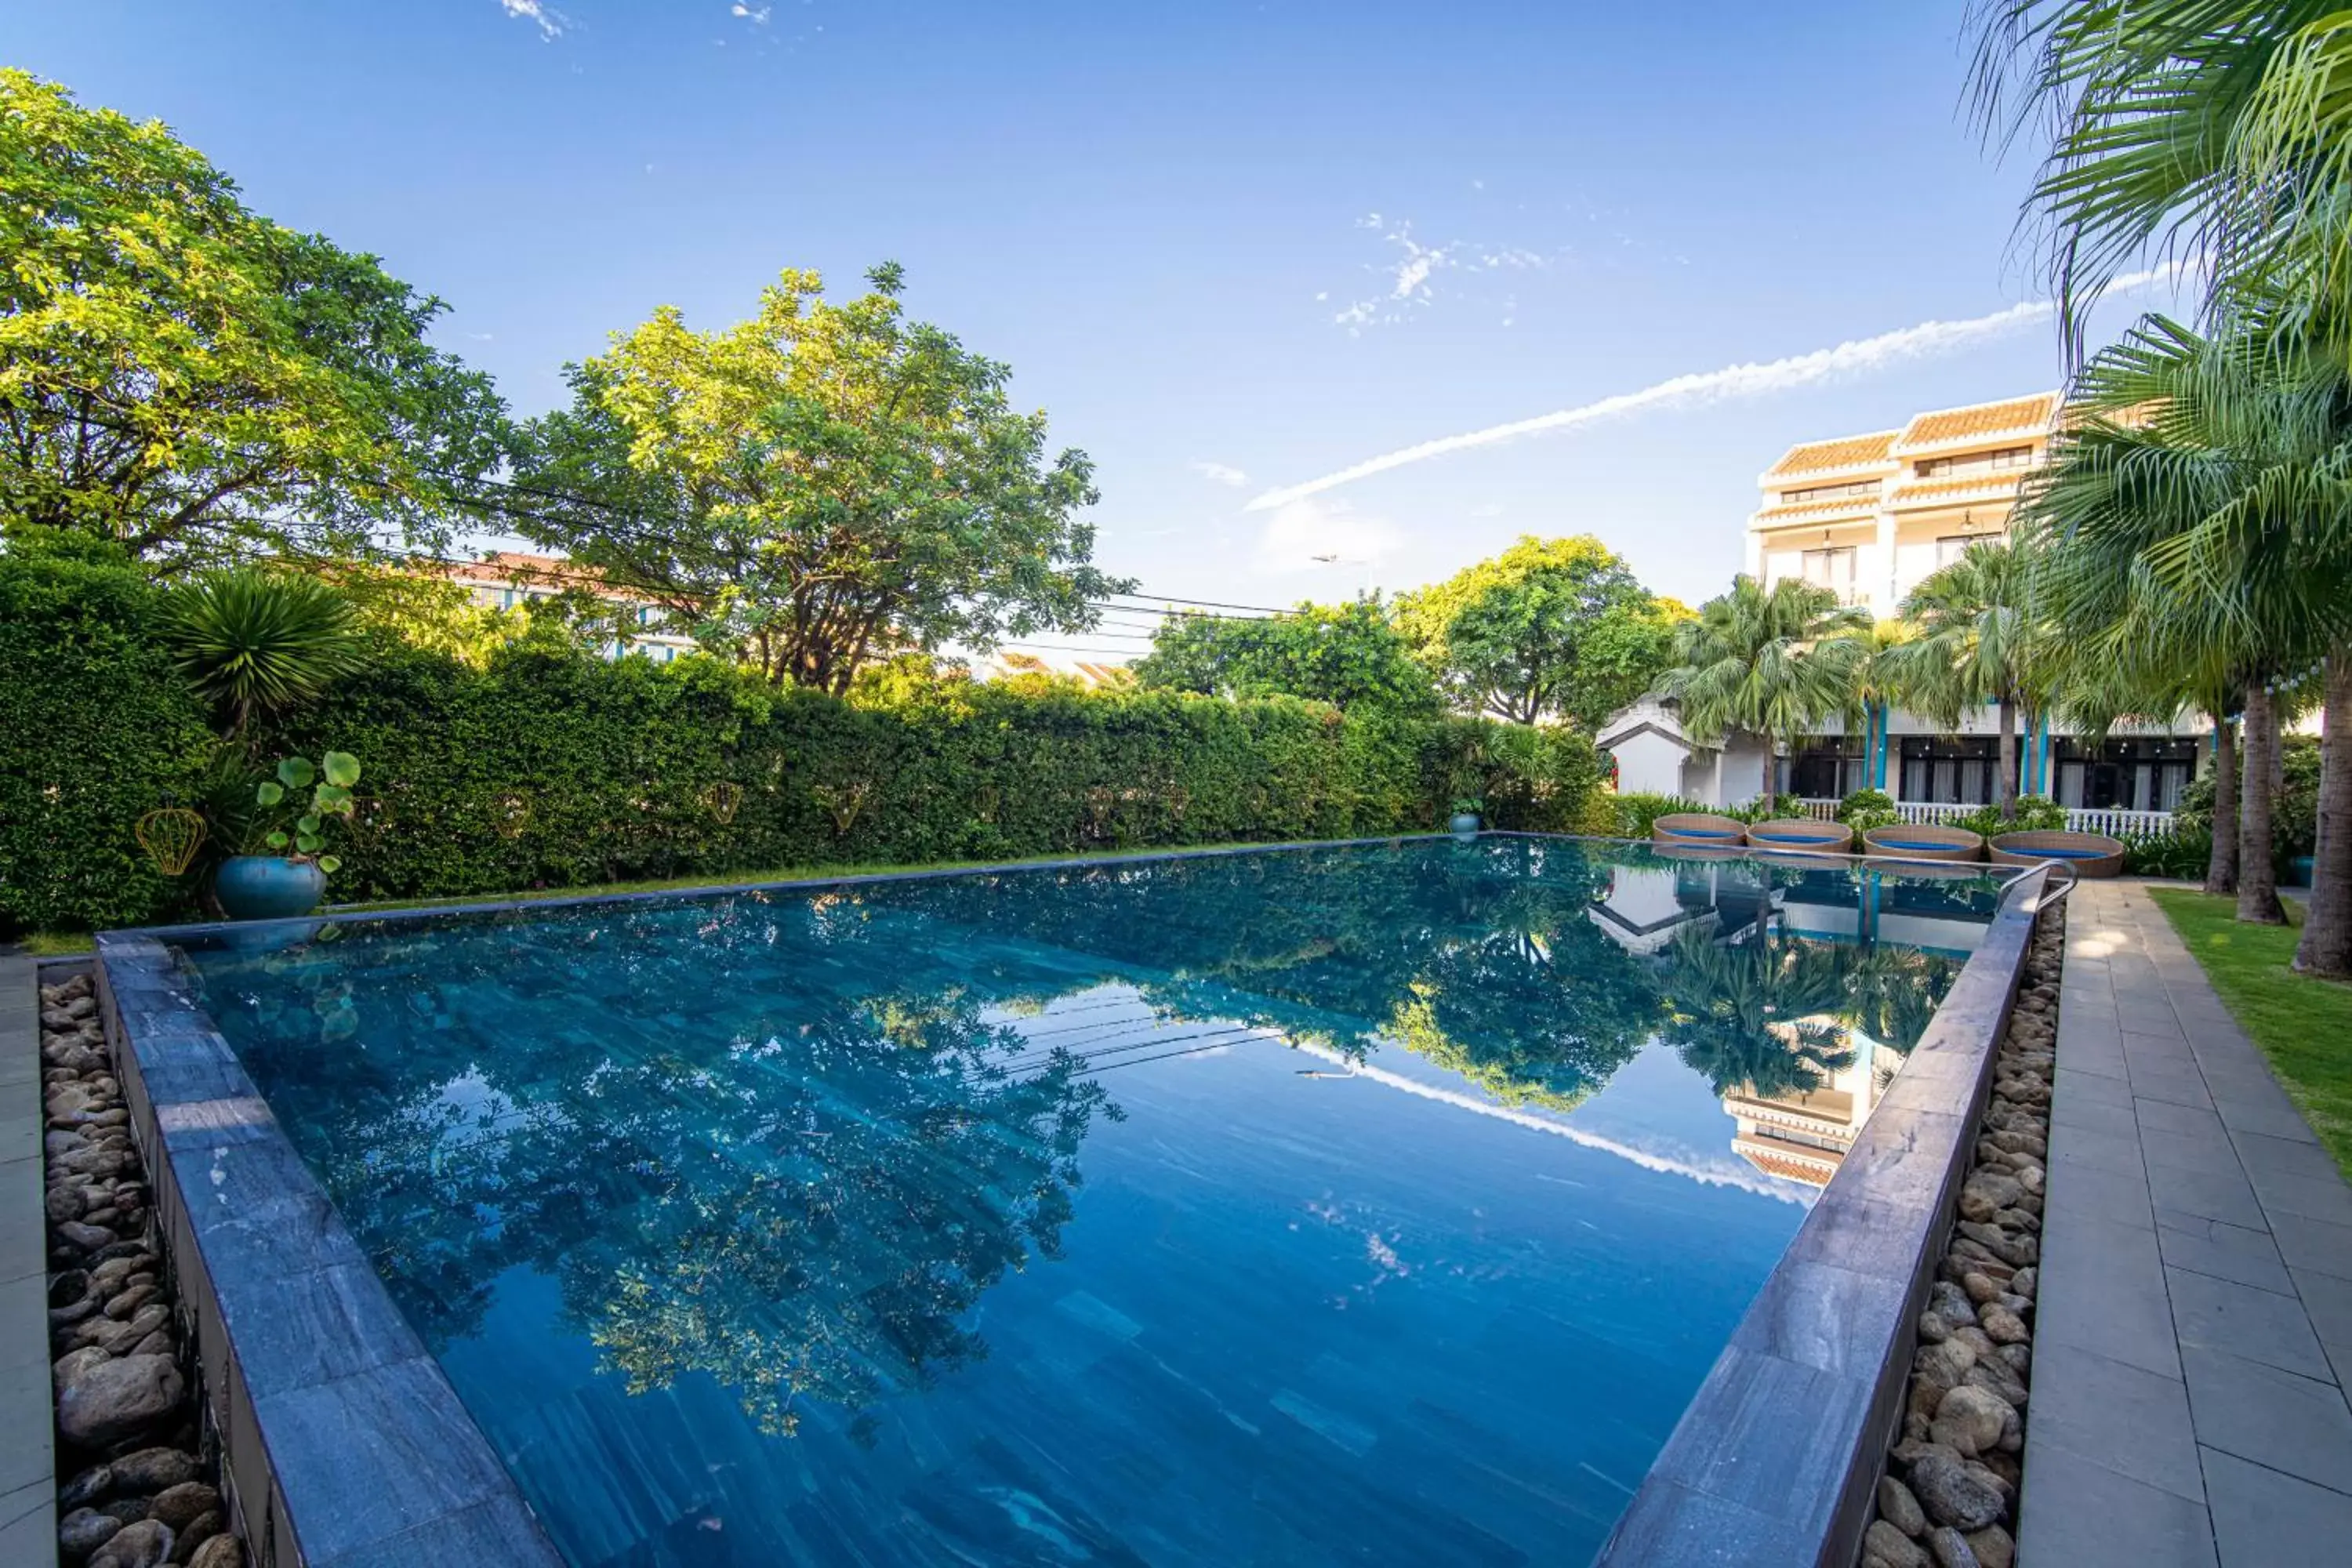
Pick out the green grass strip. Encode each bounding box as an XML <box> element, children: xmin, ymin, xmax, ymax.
<box><xmin>2148</xmin><ymin>887</ymin><xmax>2352</xmax><ymax>1180</ymax></box>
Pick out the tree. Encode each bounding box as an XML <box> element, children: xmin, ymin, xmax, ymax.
<box><xmin>1391</xmin><ymin>535</ymin><xmax>1685</xmax><ymax>728</ymax></box>
<box><xmin>1133</xmin><ymin>597</ymin><xmax>1440</xmax><ymax>715</ymax></box>
<box><xmin>2019</xmin><ymin>314</ymin><xmax>2352</xmax><ymax>929</ymax></box>
<box><xmin>1974</xmin><ymin>3</ymin><xmax>2352</xmax><ymax>971</ymax></box>
<box><xmin>1882</xmin><ymin>539</ymin><xmax>2052</xmax><ymax>822</ymax></box>
<box><xmin>510</xmin><ymin>264</ymin><xmax>1125</xmax><ymax>693</ymax></box>
<box><xmin>0</xmin><ymin>71</ymin><xmax>510</xmax><ymax>568</ymax></box>
<box><xmin>1654</xmin><ymin>575</ymin><xmax>1871</xmax><ymax>818</ymax></box>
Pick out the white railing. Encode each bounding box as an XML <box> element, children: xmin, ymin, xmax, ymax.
<box><xmin>1789</xmin><ymin>798</ymin><xmax>2176</xmax><ymax>836</ymax></box>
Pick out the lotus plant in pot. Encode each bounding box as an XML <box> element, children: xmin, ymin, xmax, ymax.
<box><xmin>213</xmin><ymin>752</ymin><xmax>361</xmax><ymax>920</ymax></box>
<box><xmin>1450</xmin><ymin>796</ymin><xmax>1484</xmax><ymax>836</ymax></box>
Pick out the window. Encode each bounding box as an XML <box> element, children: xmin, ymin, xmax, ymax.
<box><xmin>1915</xmin><ymin>445</ymin><xmax>2034</xmax><ymax>478</ymax></box>
<box><xmin>1780</xmin><ymin>478</ymin><xmax>1879</xmax><ymax>504</ymax></box>
<box><xmin>1933</xmin><ymin>534</ymin><xmax>1991</xmax><ymax>568</ymax></box>
<box><xmin>1800</xmin><ymin>546</ymin><xmax>1857</xmax><ymax>595</ymax></box>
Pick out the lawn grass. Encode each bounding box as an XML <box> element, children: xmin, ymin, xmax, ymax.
<box><xmin>2148</xmin><ymin>887</ymin><xmax>2352</xmax><ymax>1178</ymax></box>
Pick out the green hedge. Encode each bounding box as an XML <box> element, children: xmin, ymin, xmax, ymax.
<box><xmin>0</xmin><ymin>548</ymin><xmax>1606</xmax><ymax>930</ymax></box>
<box><xmin>0</xmin><ymin>539</ymin><xmax>215</xmax><ymax>931</ymax></box>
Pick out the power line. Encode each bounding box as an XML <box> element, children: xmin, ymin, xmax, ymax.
<box><xmin>1104</xmin><ymin>591</ymin><xmax>1294</xmax><ymax>615</ymax></box>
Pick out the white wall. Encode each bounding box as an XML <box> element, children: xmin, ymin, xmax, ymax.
<box><xmin>1612</xmin><ymin>731</ymin><xmax>1692</xmax><ymax>799</ymax></box>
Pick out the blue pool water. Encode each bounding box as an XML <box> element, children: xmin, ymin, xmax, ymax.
<box><xmin>175</xmin><ymin>837</ymin><xmax>2009</xmax><ymax>1567</ymax></box>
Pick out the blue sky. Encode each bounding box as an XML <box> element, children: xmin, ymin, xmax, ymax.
<box><xmin>10</xmin><ymin>1</ymin><xmax>2181</xmax><ymax>657</ymax></box>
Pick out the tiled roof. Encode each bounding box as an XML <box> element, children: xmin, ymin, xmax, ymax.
<box><xmin>1732</xmin><ymin>1141</ymin><xmax>1841</xmax><ymax>1186</ymax></box>
<box><xmin>1893</xmin><ymin>393</ymin><xmax>2060</xmax><ymax>452</ymax></box>
<box><xmin>1754</xmin><ymin>495</ymin><xmax>1883</xmax><ymax>526</ymax></box>
<box><xmin>1763</xmin><ymin>430</ymin><xmax>1898</xmax><ymax>480</ymax></box>
<box><xmin>1886</xmin><ymin>473</ymin><xmax>2026</xmax><ymax>509</ymax></box>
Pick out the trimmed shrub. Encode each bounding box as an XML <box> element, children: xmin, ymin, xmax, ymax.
<box><xmin>0</xmin><ymin>535</ymin><xmax>215</xmax><ymax>931</ymax></box>
<box><xmin>1837</xmin><ymin>788</ymin><xmax>1899</xmax><ymax>833</ymax></box>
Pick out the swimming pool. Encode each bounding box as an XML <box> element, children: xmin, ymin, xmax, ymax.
<box><xmin>162</xmin><ymin>837</ymin><xmax>2010</xmax><ymax>1566</ymax></box>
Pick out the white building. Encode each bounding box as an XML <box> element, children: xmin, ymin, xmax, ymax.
<box><xmin>1602</xmin><ymin>392</ymin><xmax>2205</xmax><ymax>823</ymax></box>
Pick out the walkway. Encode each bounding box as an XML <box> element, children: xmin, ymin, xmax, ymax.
<box><xmin>2020</xmin><ymin>880</ymin><xmax>2352</xmax><ymax>1567</ymax></box>
<box><xmin>0</xmin><ymin>952</ymin><xmax>54</xmax><ymax>1564</ymax></box>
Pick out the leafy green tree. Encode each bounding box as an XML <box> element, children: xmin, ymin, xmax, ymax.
<box><xmin>1134</xmin><ymin>597</ymin><xmax>1440</xmax><ymax>716</ymax></box>
<box><xmin>1655</xmin><ymin>575</ymin><xmax>1871</xmax><ymax>818</ymax></box>
<box><xmin>0</xmin><ymin>70</ymin><xmax>510</xmax><ymax>567</ymax></box>
<box><xmin>510</xmin><ymin>264</ymin><xmax>1125</xmax><ymax>693</ymax></box>
<box><xmin>1882</xmin><ymin>539</ymin><xmax>2053</xmax><ymax>822</ymax></box>
<box><xmin>1392</xmin><ymin>535</ymin><xmax>1686</xmax><ymax>727</ymax></box>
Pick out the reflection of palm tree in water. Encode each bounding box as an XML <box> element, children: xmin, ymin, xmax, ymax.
<box><xmin>1657</xmin><ymin>927</ymin><xmax>1859</xmax><ymax>1100</ymax></box>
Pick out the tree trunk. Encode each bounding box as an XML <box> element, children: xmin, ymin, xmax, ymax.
<box><xmin>2294</xmin><ymin>653</ymin><xmax>2352</xmax><ymax>977</ymax></box>
<box><xmin>1756</xmin><ymin>738</ymin><xmax>1777</xmax><ymax>821</ymax></box>
<box><xmin>2239</xmin><ymin>684</ymin><xmax>2287</xmax><ymax>925</ymax></box>
<box><xmin>2205</xmin><ymin>713</ymin><xmax>2239</xmax><ymax>896</ymax></box>
<box><xmin>1995</xmin><ymin>698</ymin><xmax>2018</xmax><ymax>820</ymax></box>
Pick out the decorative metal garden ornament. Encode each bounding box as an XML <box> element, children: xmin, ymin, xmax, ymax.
<box><xmin>702</xmin><ymin>781</ymin><xmax>744</xmax><ymax>825</ymax></box>
<box><xmin>135</xmin><ymin>808</ymin><xmax>208</xmax><ymax>877</ymax></box>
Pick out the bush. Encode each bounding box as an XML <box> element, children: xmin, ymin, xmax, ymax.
<box><xmin>1837</xmin><ymin>788</ymin><xmax>1899</xmax><ymax>833</ymax></box>
<box><xmin>2124</xmin><ymin>827</ymin><xmax>2212</xmax><ymax>880</ymax></box>
<box><xmin>0</xmin><ymin>534</ymin><xmax>216</xmax><ymax>931</ymax></box>
<box><xmin>2176</xmin><ymin>738</ymin><xmax>2315</xmax><ymax>875</ymax></box>
<box><xmin>1957</xmin><ymin>795</ymin><xmax>2068</xmax><ymax>839</ymax></box>
<box><xmin>0</xmin><ymin>548</ymin><xmax>1607</xmax><ymax>931</ymax></box>
<box><xmin>1604</xmin><ymin>793</ymin><xmax>1715</xmax><ymax>839</ymax></box>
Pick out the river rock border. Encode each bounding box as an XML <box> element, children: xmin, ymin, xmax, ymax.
<box><xmin>38</xmin><ymin>970</ymin><xmax>243</xmax><ymax>1568</ymax></box>
<box><xmin>1859</xmin><ymin>907</ymin><xmax>2064</xmax><ymax>1568</ymax></box>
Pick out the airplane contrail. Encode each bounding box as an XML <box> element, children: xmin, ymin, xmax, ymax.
<box><xmin>1242</xmin><ymin>269</ymin><xmax>2173</xmax><ymax>514</ymax></box>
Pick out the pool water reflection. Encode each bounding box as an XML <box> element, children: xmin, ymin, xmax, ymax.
<box><xmin>175</xmin><ymin>837</ymin><xmax>2009</xmax><ymax>1567</ymax></box>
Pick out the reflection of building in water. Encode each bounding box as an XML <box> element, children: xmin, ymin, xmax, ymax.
<box><xmin>1723</xmin><ymin>1039</ymin><xmax>1904</xmax><ymax>1188</ymax></box>
<box><xmin>1588</xmin><ymin>861</ymin><xmax>1769</xmax><ymax>954</ymax></box>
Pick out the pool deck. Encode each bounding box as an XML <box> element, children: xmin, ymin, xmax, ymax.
<box><xmin>0</xmin><ymin>951</ymin><xmax>56</xmax><ymax>1566</ymax></box>
<box><xmin>2021</xmin><ymin>879</ymin><xmax>2352</xmax><ymax>1568</ymax></box>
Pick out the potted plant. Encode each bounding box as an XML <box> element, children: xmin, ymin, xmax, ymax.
<box><xmin>1450</xmin><ymin>796</ymin><xmax>1484</xmax><ymax>835</ymax></box>
<box><xmin>212</xmin><ymin>752</ymin><xmax>361</xmax><ymax>920</ymax></box>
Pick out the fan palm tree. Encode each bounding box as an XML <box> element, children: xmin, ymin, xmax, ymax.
<box><xmin>1656</xmin><ymin>927</ymin><xmax>1858</xmax><ymax>1102</ymax></box>
<box><xmin>1655</xmin><ymin>575</ymin><xmax>1871</xmax><ymax>818</ymax></box>
<box><xmin>2018</xmin><ymin>314</ymin><xmax>2352</xmax><ymax>932</ymax></box>
<box><xmin>1881</xmin><ymin>539</ymin><xmax>2051</xmax><ymax>822</ymax></box>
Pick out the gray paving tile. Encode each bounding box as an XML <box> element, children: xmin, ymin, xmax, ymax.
<box><xmin>2059</xmin><ymin>1065</ymin><xmax>2138</xmax><ymax>1109</ymax></box>
<box><xmin>2141</xmin><ymin>1123</ymin><xmax>2253</xmax><ymax>1178</ymax></box>
<box><xmin>2054</xmin><ymin>1093</ymin><xmax>2143</xmax><ymax>1141</ymax></box>
<box><xmin>2293</xmin><ymin>1266</ymin><xmax>2352</xmax><ymax>1357</ymax></box>
<box><xmin>2031</xmin><ymin>1343</ymin><xmax>2205</xmax><ymax>1501</ymax></box>
<box><xmin>2147</xmin><ymin>1162</ymin><xmax>2270</xmax><ymax>1230</ymax></box>
<box><xmin>2053</xmin><ymin>1120</ymin><xmax>2150</xmax><ymax>1180</ymax></box>
<box><xmin>2201</xmin><ymin>1446</ymin><xmax>2352</xmax><ymax>1568</ymax></box>
<box><xmin>2167</xmin><ymin>1265</ymin><xmax>2336</xmax><ymax>1382</ymax></box>
<box><xmin>2041</xmin><ymin>1208</ymin><xmax>2182</xmax><ymax>1379</ymax></box>
<box><xmin>2158</xmin><ymin>1217</ymin><xmax>2296</xmax><ymax>1296</ymax></box>
<box><xmin>2248</xmin><ymin>1166</ymin><xmax>2352</xmax><ymax>1229</ymax></box>
<box><xmin>2136</xmin><ymin>1098</ymin><xmax>2231</xmax><ymax>1140</ymax></box>
<box><xmin>2215</xmin><ymin>1098</ymin><xmax>2322</xmax><ymax>1145</ymax></box>
<box><xmin>2234</xmin><ymin>1129</ymin><xmax>2347</xmax><ymax>1185</ymax></box>
<box><xmin>2133</xmin><ymin>1067</ymin><xmax>2220</xmax><ymax>1112</ymax></box>
<box><xmin>2054</xmin><ymin>1160</ymin><xmax>2158</xmax><ymax>1229</ymax></box>
<box><xmin>2018</xmin><ymin>1441</ymin><xmax>2218</xmax><ymax>1568</ymax></box>
<box><xmin>2180</xmin><ymin>1345</ymin><xmax>2352</xmax><ymax>1494</ymax></box>
<box><xmin>2270</xmin><ymin>1211</ymin><xmax>2352</xmax><ymax>1283</ymax></box>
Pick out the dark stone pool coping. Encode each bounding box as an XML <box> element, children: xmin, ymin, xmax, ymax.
<box><xmin>89</xmin><ymin>835</ymin><xmax>2045</xmax><ymax>1567</ymax></box>
<box><xmin>1594</xmin><ymin>861</ymin><xmax>2057</xmax><ymax>1568</ymax></box>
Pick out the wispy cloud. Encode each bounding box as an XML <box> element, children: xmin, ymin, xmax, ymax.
<box><xmin>1254</xmin><ymin>496</ymin><xmax>1402</xmax><ymax>572</ymax></box>
<box><xmin>1252</xmin><ymin>269</ymin><xmax>2175</xmax><ymax>511</ymax></box>
<box><xmin>731</xmin><ymin>2</ymin><xmax>773</xmax><ymax>22</ymax></box>
<box><xmin>1190</xmin><ymin>460</ymin><xmax>1249</xmax><ymax>488</ymax></box>
<box><xmin>499</xmin><ymin>0</ymin><xmax>567</xmax><ymax>40</ymax></box>
<box><xmin>1331</xmin><ymin>215</ymin><xmax>1549</xmax><ymax>334</ymax></box>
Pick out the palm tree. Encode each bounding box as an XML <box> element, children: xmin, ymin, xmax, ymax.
<box><xmin>1656</xmin><ymin>927</ymin><xmax>1859</xmax><ymax>1102</ymax></box>
<box><xmin>1655</xmin><ymin>575</ymin><xmax>1871</xmax><ymax>818</ymax></box>
<box><xmin>1975</xmin><ymin>3</ymin><xmax>2352</xmax><ymax>971</ymax></box>
<box><xmin>1881</xmin><ymin>539</ymin><xmax>2050</xmax><ymax>822</ymax></box>
<box><xmin>2019</xmin><ymin>314</ymin><xmax>2352</xmax><ymax>930</ymax></box>
<box><xmin>161</xmin><ymin>568</ymin><xmax>368</xmax><ymax>741</ymax></box>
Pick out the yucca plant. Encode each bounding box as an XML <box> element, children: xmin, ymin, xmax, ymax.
<box><xmin>161</xmin><ymin>568</ymin><xmax>367</xmax><ymax>739</ymax></box>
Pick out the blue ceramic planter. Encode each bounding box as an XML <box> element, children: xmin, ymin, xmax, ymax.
<box><xmin>1450</xmin><ymin>813</ymin><xmax>1482</xmax><ymax>836</ymax></box>
<box><xmin>214</xmin><ymin>855</ymin><xmax>327</xmax><ymax>920</ymax></box>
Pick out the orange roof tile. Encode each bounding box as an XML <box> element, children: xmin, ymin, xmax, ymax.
<box><xmin>1763</xmin><ymin>430</ymin><xmax>1898</xmax><ymax>479</ymax></box>
<box><xmin>1894</xmin><ymin>393</ymin><xmax>2060</xmax><ymax>452</ymax></box>
<box><xmin>1886</xmin><ymin>473</ymin><xmax>2026</xmax><ymax>509</ymax></box>
<box><xmin>1732</xmin><ymin>1142</ymin><xmax>1841</xmax><ymax>1186</ymax></box>
<box><xmin>1753</xmin><ymin>495</ymin><xmax>1882</xmax><ymax>526</ymax></box>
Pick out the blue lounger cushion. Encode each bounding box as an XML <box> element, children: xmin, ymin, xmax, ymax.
<box><xmin>1751</xmin><ymin>831</ymin><xmax>1833</xmax><ymax>843</ymax></box>
<box><xmin>2013</xmin><ymin>845</ymin><xmax>2111</xmax><ymax>859</ymax></box>
<box><xmin>1668</xmin><ymin>828</ymin><xmax>1740</xmax><ymax>838</ymax></box>
<box><xmin>1878</xmin><ymin>838</ymin><xmax>1964</xmax><ymax>850</ymax></box>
